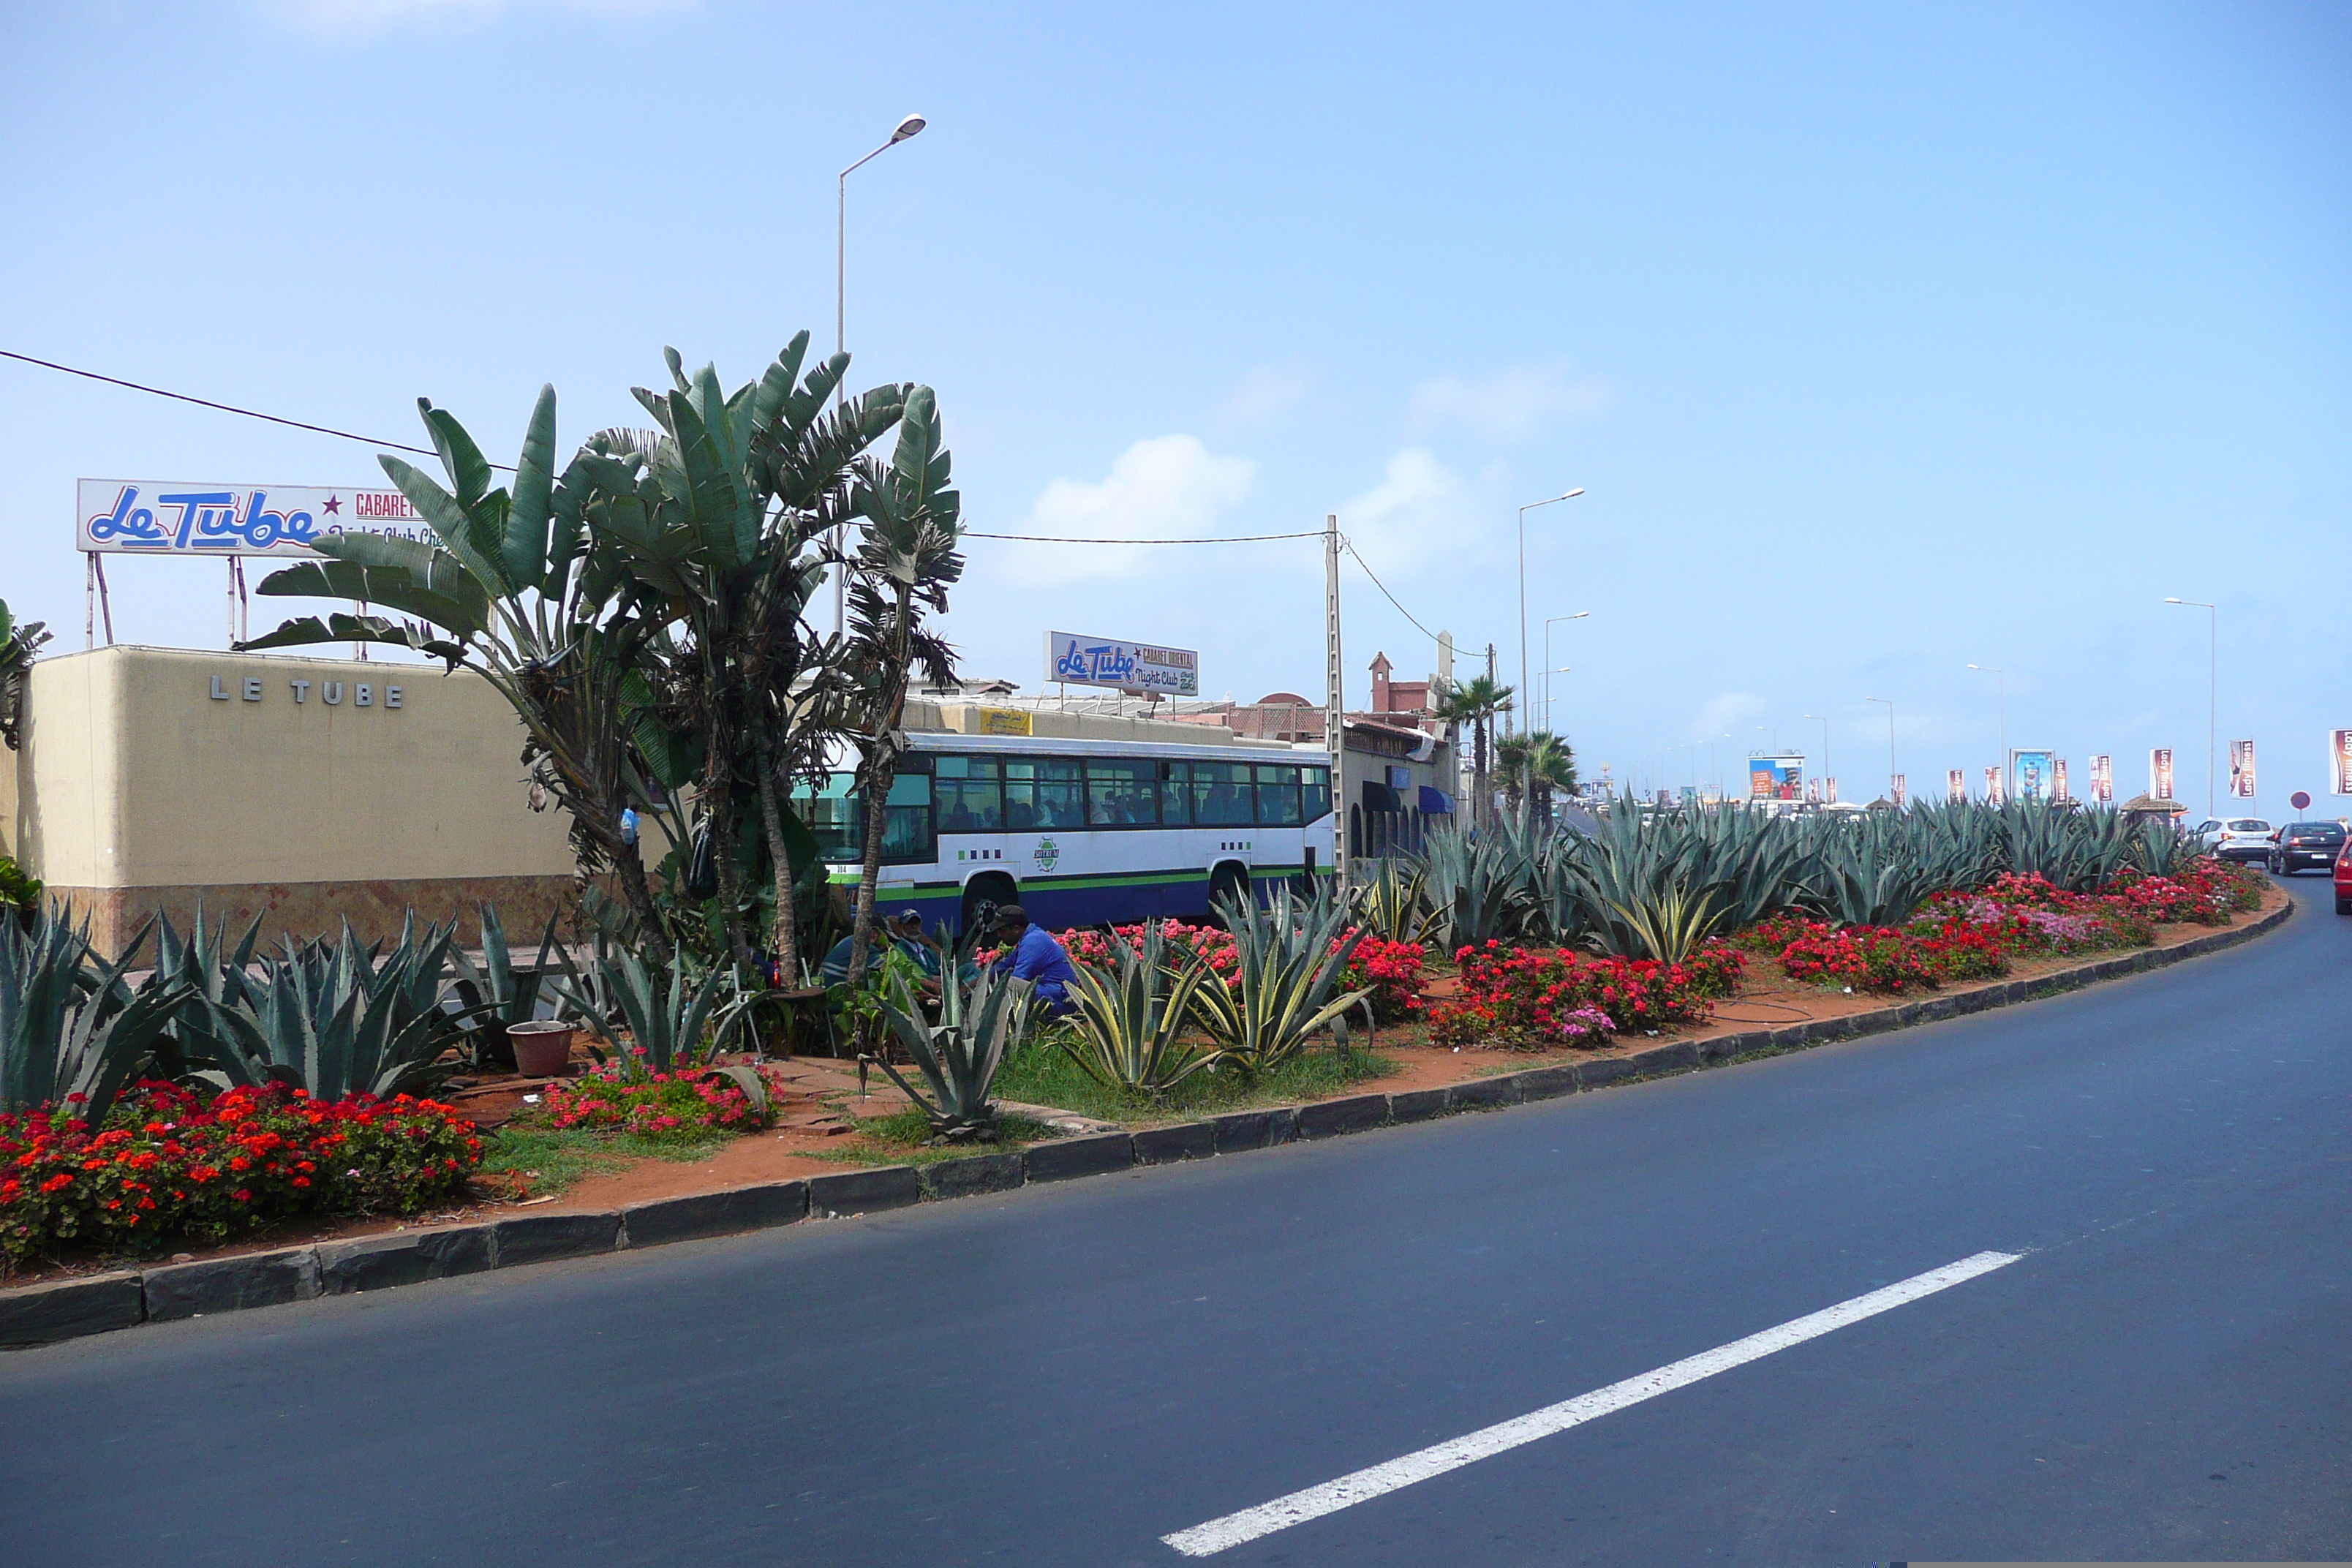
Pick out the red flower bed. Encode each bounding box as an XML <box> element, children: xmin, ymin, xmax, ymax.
<box><xmin>1004</xmin><ymin>922</ymin><xmax>1424</xmax><ymax>1020</ymax></box>
<box><xmin>1429</xmin><ymin>941</ymin><xmax>1741</xmax><ymax>1048</ymax></box>
<box><xmin>2105</xmin><ymin>860</ymin><xmax>2260</xmax><ymax>926</ymax></box>
<box><xmin>1338</xmin><ymin>935</ymin><xmax>1426</xmax><ymax>1022</ymax></box>
<box><xmin>1</xmin><ymin>1081</ymin><xmax>480</xmax><ymax>1269</ymax></box>
<box><xmin>540</xmin><ymin>1058</ymin><xmax>776</xmax><ymax>1143</ymax></box>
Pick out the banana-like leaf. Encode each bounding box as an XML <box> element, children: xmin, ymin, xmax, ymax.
<box><xmin>505</xmin><ymin>385</ymin><xmax>559</xmax><ymax>593</ymax></box>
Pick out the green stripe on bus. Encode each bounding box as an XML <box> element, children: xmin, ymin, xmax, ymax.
<box><xmin>824</xmin><ymin>864</ymin><xmax>1309</xmax><ymax>892</ymax></box>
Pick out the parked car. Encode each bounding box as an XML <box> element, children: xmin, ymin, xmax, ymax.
<box><xmin>2268</xmin><ymin>820</ymin><xmax>2348</xmax><ymax>875</ymax></box>
<box><xmin>2194</xmin><ymin>817</ymin><xmax>2275</xmax><ymax>862</ymax></box>
<box><xmin>2337</xmin><ymin>841</ymin><xmax>2352</xmax><ymax>916</ymax></box>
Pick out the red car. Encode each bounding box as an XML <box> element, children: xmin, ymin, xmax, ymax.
<box><xmin>2338</xmin><ymin>840</ymin><xmax>2352</xmax><ymax>917</ymax></box>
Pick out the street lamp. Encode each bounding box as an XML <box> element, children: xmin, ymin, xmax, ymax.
<box><xmin>2163</xmin><ymin>598</ymin><xmax>2217</xmax><ymax>818</ymax></box>
<box><xmin>833</xmin><ymin>110</ymin><xmax>929</xmax><ymax>633</ymax></box>
<box><xmin>1802</xmin><ymin>714</ymin><xmax>1830</xmax><ymax>799</ymax></box>
<box><xmin>1967</xmin><ymin>663</ymin><xmax>2006</xmax><ymax>797</ymax></box>
<box><xmin>1542</xmin><ymin>611</ymin><xmax>1588</xmax><ymax>731</ymax></box>
<box><xmin>1517</xmin><ymin>491</ymin><xmax>1584</xmax><ymax>723</ymax></box>
<box><xmin>1863</xmin><ymin>697</ymin><xmax>1896</xmax><ymax>803</ymax></box>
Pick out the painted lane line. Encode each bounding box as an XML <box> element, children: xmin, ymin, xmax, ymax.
<box><xmin>1161</xmin><ymin>1248</ymin><xmax>2022</xmax><ymax>1558</ymax></box>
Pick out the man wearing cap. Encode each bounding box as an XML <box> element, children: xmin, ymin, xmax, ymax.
<box><xmin>990</xmin><ymin>905</ymin><xmax>1076</xmax><ymax>1016</ymax></box>
<box><xmin>822</xmin><ymin>909</ymin><xmax>941</xmax><ymax>995</ymax></box>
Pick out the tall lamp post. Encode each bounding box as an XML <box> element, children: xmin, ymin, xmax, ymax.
<box><xmin>1542</xmin><ymin>611</ymin><xmax>1588</xmax><ymax>731</ymax></box>
<box><xmin>833</xmin><ymin>110</ymin><xmax>928</xmax><ymax>633</ymax></box>
<box><xmin>2163</xmin><ymin>598</ymin><xmax>2217</xmax><ymax>818</ymax></box>
<box><xmin>1967</xmin><ymin>663</ymin><xmax>2006</xmax><ymax>796</ymax></box>
<box><xmin>1863</xmin><ymin>696</ymin><xmax>1896</xmax><ymax>803</ymax></box>
<box><xmin>1517</xmin><ymin>490</ymin><xmax>1584</xmax><ymax>721</ymax></box>
<box><xmin>1803</xmin><ymin>713</ymin><xmax>1830</xmax><ymax>799</ymax></box>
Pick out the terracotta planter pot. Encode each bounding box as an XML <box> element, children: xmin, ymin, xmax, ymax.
<box><xmin>507</xmin><ymin>1021</ymin><xmax>576</xmax><ymax>1078</ymax></box>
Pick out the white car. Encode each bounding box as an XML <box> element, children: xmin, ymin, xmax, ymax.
<box><xmin>2190</xmin><ymin>817</ymin><xmax>2274</xmax><ymax>862</ymax></box>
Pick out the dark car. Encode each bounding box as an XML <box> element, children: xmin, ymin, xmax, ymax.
<box><xmin>2268</xmin><ymin>820</ymin><xmax>2348</xmax><ymax>875</ymax></box>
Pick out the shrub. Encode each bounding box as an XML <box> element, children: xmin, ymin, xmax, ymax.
<box><xmin>1428</xmin><ymin>940</ymin><xmax>1732</xmax><ymax>1048</ymax></box>
<box><xmin>1339</xmin><ymin>935</ymin><xmax>1426</xmax><ymax>1022</ymax></box>
<box><xmin>538</xmin><ymin>1057</ymin><xmax>777</xmax><ymax>1143</ymax></box>
<box><xmin>0</xmin><ymin>1080</ymin><xmax>479</xmax><ymax>1267</ymax></box>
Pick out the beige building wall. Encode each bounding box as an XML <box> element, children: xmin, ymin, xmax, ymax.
<box><xmin>6</xmin><ymin>646</ymin><xmax>579</xmax><ymax>954</ymax></box>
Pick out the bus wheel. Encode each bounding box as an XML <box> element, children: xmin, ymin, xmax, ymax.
<box><xmin>1207</xmin><ymin>863</ymin><xmax>1250</xmax><ymax>927</ymax></box>
<box><xmin>960</xmin><ymin>874</ymin><xmax>1017</xmax><ymax>941</ymax></box>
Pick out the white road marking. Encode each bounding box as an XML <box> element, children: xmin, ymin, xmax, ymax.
<box><xmin>1161</xmin><ymin>1248</ymin><xmax>2021</xmax><ymax>1558</ymax></box>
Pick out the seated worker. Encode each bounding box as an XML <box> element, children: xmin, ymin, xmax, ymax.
<box><xmin>821</xmin><ymin>909</ymin><xmax>942</xmax><ymax>996</ymax></box>
<box><xmin>990</xmin><ymin>905</ymin><xmax>1076</xmax><ymax>1016</ymax></box>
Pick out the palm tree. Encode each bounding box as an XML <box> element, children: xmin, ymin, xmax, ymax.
<box><xmin>1497</xmin><ymin>729</ymin><xmax>1578</xmax><ymax>826</ymax></box>
<box><xmin>1433</xmin><ymin>674</ymin><xmax>1514</xmax><ymax>829</ymax></box>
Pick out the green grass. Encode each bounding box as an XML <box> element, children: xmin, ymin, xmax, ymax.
<box><xmin>992</xmin><ymin>1038</ymin><xmax>1398</xmax><ymax>1126</ymax></box>
<box><xmin>812</xmin><ymin>1109</ymin><xmax>1063</xmax><ymax>1166</ymax></box>
<box><xmin>477</xmin><ymin>1126</ymin><xmax>731</xmax><ymax>1198</ymax></box>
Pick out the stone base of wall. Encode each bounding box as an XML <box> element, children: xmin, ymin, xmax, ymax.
<box><xmin>48</xmin><ymin>876</ymin><xmax>582</xmax><ymax>959</ymax></box>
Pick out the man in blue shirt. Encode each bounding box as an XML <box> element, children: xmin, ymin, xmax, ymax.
<box><xmin>991</xmin><ymin>905</ymin><xmax>1076</xmax><ymax>1016</ymax></box>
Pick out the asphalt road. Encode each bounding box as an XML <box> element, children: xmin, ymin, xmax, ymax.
<box><xmin>4</xmin><ymin>876</ymin><xmax>2346</xmax><ymax>1567</ymax></box>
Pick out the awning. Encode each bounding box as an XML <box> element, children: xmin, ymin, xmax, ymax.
<box><xmin>1419</xmin><ymin>785</ymin><xmax>1455</xmax><ymax>815</ymax></box>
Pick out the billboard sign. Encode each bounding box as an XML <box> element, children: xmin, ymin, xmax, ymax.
<box><xmin>2334</xmin><ymin>731</ymin><xmax>2352</xmax><ymax>796</ymax></box>
<box><xmin>1045</xmin><ymin>631</ymin><xmax>1200</xmax><ymax>696</ymax></box>
<box><xmin>2149</xmin><ymin>747</ymin><xmax>2175</xmax><ymax>801</ymax></box>
<box><xmin>2010</xmin><ymin>748</ymin><xmax>2055</xmax><ymax>802</ymax></box>
<box><xmin>2229</xmin><ymin>739</ymin><xmax>2256</xmax><ymax>799</ymax></box>
<box><xmin>78</xmin><ymin>480</ymin><xmax>432</xmax><ymax>557</ymax></box>
<box><xmin>2091</xmin><ymin>753</ymin><xmax>2113</xmax><ymax>804</ymax></box>
<box><xmin>1746</xmin><ymin>753</ymin><xmax>1804</xmax><ymax>801</ymax></box>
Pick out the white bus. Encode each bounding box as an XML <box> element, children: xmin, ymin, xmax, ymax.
<box><xmin>798</xmin><ymin>727</ymin><xmax>1336</xmax><ymax>934</ymax></box>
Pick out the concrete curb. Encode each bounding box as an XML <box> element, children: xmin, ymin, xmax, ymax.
<box><xmin>0</xmin><ymin>897</ymin><xmax>2291</xmax><ymax>1351</ymax></box>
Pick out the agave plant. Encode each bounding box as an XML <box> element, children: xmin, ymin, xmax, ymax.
<box><xmin>448</xmin><ymin>903</ymin><xmax>565</xmax><ymax>1072</ymax></box>
<box><xmin>1602</xmin><ymin>883</ymin><xmax>1727</xmax><ymax>964</ymax></box>
<box><xmin>1421</xmin><ymin>821</ymin><xmax>1528</xmax><ymax>949</ymax></box>
<box><xmin>0</xmin><ymin>912</ymin><xmax>192</xmax><ymax>1121</ymax></box>
<box><xmin>874</xmin><ymin>961</ymin><xmax>1033</xmax><ymax>1140</ymax></box>
<box><xmin>1192</xmin><ymin>887</ymin><xmax>1371</xmax><ymax>1077</ymax></box>
<box><xmin>550</xmin><ymin>940</ymin><xmax>727</xmax><ymax>1074</ymax></box>
<box><xmin>146</xmin><ymin>906</ymin><xmax>265</xmax><ymax>1081</ymax></box>
<box><xmin>200</xmin><ymin>916</ymin><xmax>477</xmax><ymax>1101</ymax></box>
<box><xmin>2127</xmin><ymin>815</ymin><xmax>2190</xmax><ymax>877</ymax></box>
<box><xmin>1349</xmin><ymin>859</ymin><xmax>1442</xmax><ymax>947</ymax></box>
<box><xmin>1059</xmin><ymin>923</ymin><xmax>1219</xmax><ymax>1096</ymax></box>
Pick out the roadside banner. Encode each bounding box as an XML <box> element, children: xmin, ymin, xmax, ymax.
<box><xmin>2054</xmin><ymin>758</ymin><xmax>2069</xmax><ymax>802</ymax></box>
<box><xmin>2091</xmin><ymin>754</ymin><xmax>2113</xmax><ymax>804</ymax></box>
<box><xmin>1892</xmin><ymin>774</ymin><xmax>1907</xmax><ymax>807</ymax></box>
<box><xmin>1947</xmin><ymin>768</ymin><xmax>1965</xmax><ymax>803</ymax></box>
<box><xmin>2330</xmin><ymin>731</ymin><xmax>2352</xmax><ymax>796</ymax></box>
<box><xmin>2228</xmin><ymin>739</ymin><xmax>2256</xmax><ymax>799</ymax></box>
<box><xmin>1825</xmin><ymin>777</ymin><xmax>1837</xmax><ymax>804</ymax></box>
<box><xmin>1984</xmin><ymin>765</ymin><xmax>2002</xmax><ymax>806</ymax></box>
<box><xmin>2010</xmin><ymin>748</ymin><xmax>2054</xmax><ymax>802</ymax></box>
<box><xmin>2149</xmin><ymin>747</ymin><xmax>2174</xmax><ymax>801</ymax></box>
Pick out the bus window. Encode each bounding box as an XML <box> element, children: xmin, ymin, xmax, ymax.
<box><xmin>935</xmin><ymin>754</ymin><xmax>1003</xmax><ymax>832</ymax></box>
<box><xmin>1256</xmin><ymin>764</ymin><xmax>1304</xmax><ymax>826</ymax></box>
<box><xmin>1088</xmin><ymin>759</ymin><xmax>1158</xmax><ymax>826</ymax></box>
<box><xmin>796</xmin><ymin>772</ymin><xmax>933</xmax><ymax>863</ymax></box>
<box><xmin>1003</xmin><ymin>760</ymin><xmax>1038</xmax><ymax>830</ymax></box>
<box><xmin>1037</xmin><ymin>759</ymin><xmax>1085</xmax><ymax>829</ymax></box>
<box><xmin>1160</xmin><ymin>761</ymin><xmax>1191</xmax><ymax>826</ymax></box>
<box><xmin>1303</xmin><ymin>764</ymin><xmax>1331</xmax><ymax>821</ymax></box>
<box><xmin>1191</xmin><ymin>760</ymin><xmax>1254</xmax><ymax>826</ymax></box>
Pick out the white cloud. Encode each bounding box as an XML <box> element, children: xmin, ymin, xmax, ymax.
<box><xmin>1001</xmin><ymin>434</ymin><xmax>1257</xmax><ymax>587</ymax></box>
<box><xmin>1212</xmin><ymin>362</ymin><xmax>1316</xmax><ymax>429</ymax></box>
<box><xmin>1336</xmin><ymin>447</ymin><xmax>1488</xmax><ymax>573</ymax></box>
<box><xmin>261</xmin><ymin>0</ymin><xmax>688</xmax><ymax>37</ymax></box>
<box><xmin>1689</xmin><ymin>691</ymin><xmax>1768</xmax><ymax>741</ymax></box>
<box><xmin>1408</xmin><ymin>363</ymin><xmax>1613</xmax><ymax>442</ymax></box>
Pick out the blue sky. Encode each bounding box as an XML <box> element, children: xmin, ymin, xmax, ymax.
<box><xmin>3</xmin><ymin>0</ymin><xmax>2347</xmax><ymax>813</ymax></box>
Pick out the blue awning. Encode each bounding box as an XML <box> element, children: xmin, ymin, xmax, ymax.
<box><xmin>1419</xmin><ymin>785</ymin><xmax>1455</xmax><ymax>815</ymax></box>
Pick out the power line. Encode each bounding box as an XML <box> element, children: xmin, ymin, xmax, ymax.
<box><xmin>1342</xmin><ymin>540</ymin><xmax>1448</xmax><ymax>647</ymax></box>
<box><xmin>0</xmin><ymin>347</ymin><xmax>489</xmax><ymax>467</ymax></box>
<box><xmin>965</xmin><ymin>529</ymin><xmax>1324</xmax><ymax>543</ymax></box>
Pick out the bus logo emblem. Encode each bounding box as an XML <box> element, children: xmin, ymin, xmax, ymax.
<box><xmin>1033</xmin><ymin>838</ymin><xmax>1060</xmax><ymax>871</ymax></box>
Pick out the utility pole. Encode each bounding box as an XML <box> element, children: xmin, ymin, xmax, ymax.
<box><xmin>1324</xmin><ymin>514</ymin><xmax>1348</xmax><ymax>902</ymax></box>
